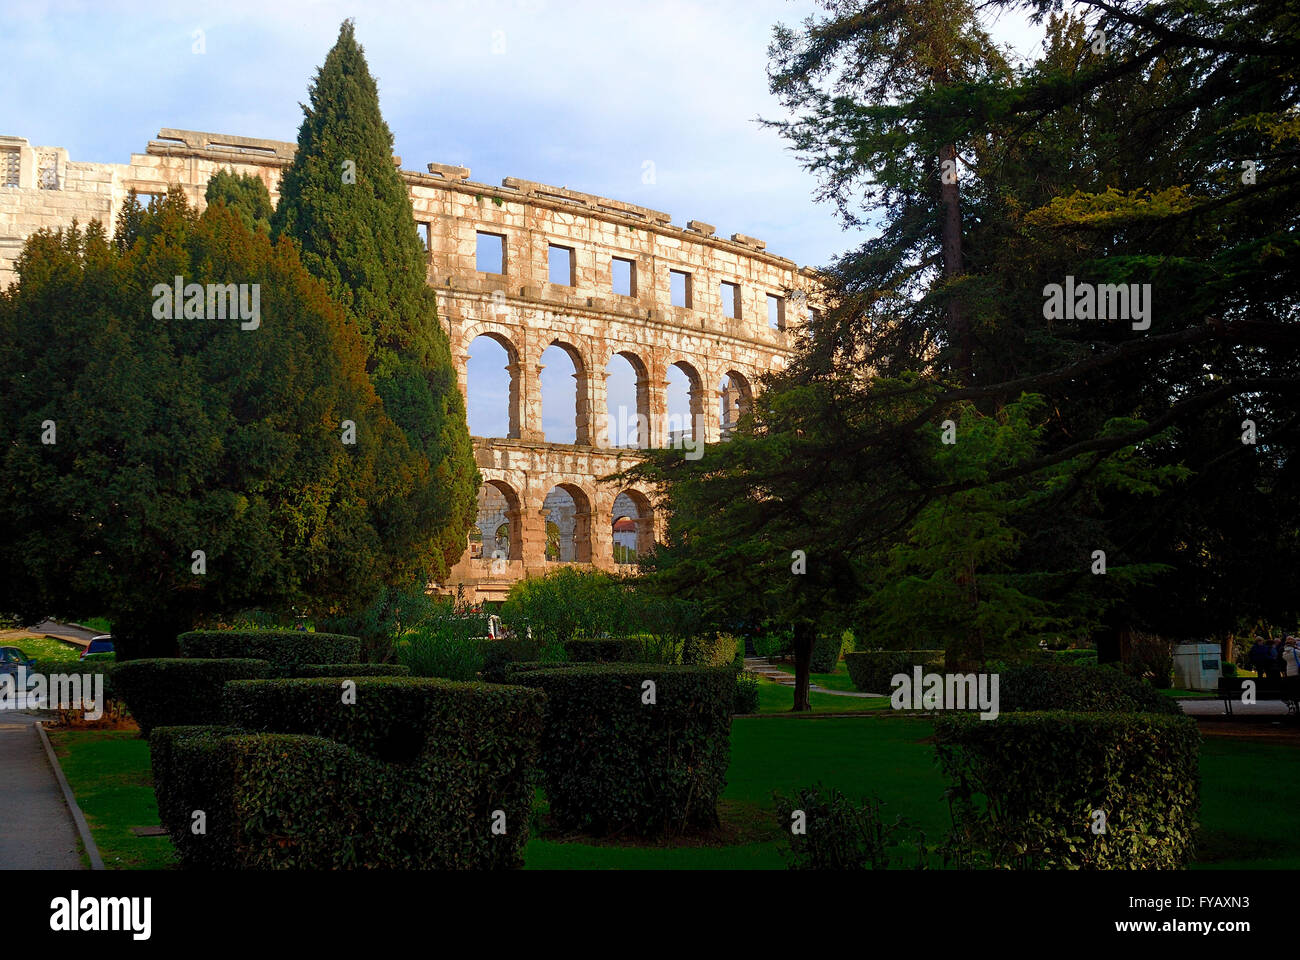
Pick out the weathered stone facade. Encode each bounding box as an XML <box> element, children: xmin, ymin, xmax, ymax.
<box><xmin>0</xmin><ymin>129</ymin><xmax>818</xmax><ymax>602</ymax></box>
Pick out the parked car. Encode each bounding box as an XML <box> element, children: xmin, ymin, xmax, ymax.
<box><xmin>81</xmin><ymin>635</ymin><xmax>115</xmax><ymax>660</ymax></box>
<box><xmin>0</xmin><ymin>646</ymin><xmax>38</xmax><ymax>687</ymax></box>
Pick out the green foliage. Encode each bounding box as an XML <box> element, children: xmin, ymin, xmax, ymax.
<box><xmin>500</xmin><ymin>567</ymin><xmax>630</xmax><ymax>646</ymax></box>
<box><xmin>810</xmin><ymin>631</ymin><xmax>849</xmax><ymax>673</ymax></box>
<box><xmin>935</xmin><ymin>712</ymin><xmax>1201</xmax><ymax>869</ymax></box>
<box><xmin>562</xmin><ymin>637</ymin><xmax>644</xmax><ymax>663</ymax></box>
<box><xmin>113</xmin><ymin>659</ymin><xmax>273</xmax><ymax>736</ymax></box>
<box><xmin>733</xmin><ymin>673</ymin><xmax>760</xmax><ymax>714</ymax></box>
<box><xmin>270</xmin><ymin>19</ymin><xmax>478</xmax><ymax>580</ymax></box>
<box><xmin>396</xmin><ymin>621</ymin><xmax>484</xmax><ymax>681</ymax></box>
<box><xmin>511</xmin><ymin>664</ymin><xmax>733</xmax><ymax>835</ymax></box>
<box><xmin>293</xmin><ymin>663</ymin><xmax>410</xmax><ymax>678</ymax></box>
<box><xmin>479</xmin><ymin>636</ymin><xmax>546</xmax><ymax>683</ymax></box>
<box><xmin>774</xmin><ymin>785</ymin><xmax>927</xmax><ymax>870</ymax></box>
<box><xmin>998</xmin><ymin>664</ymin><xmax>1181</xmax><ymax>715</ymax></box>
<box><xmin>203</xmin><ymin>169</ymin><xmax>273</xmax><ymax>235</ymax></box>
<box><xmin>177</xmin><ymin>630</ymin><xmax>359</xmax><ymax>670</ymax></box>
<box><xmin>843</xmin><ymin>651</ymin><xmax>945</xmax><ymax>693</ymax></box>
<box><xmin>0</xmin><ymin>190</ymin><xmax>433</xmax><ymax>658</ymax></box>
<box><xmin>152</xmin><ymin>676</ymin><xmax>545</xmax><ymax>868</ymax></box>
<box><xmin>317</xmin><ymin>578</ymin><xmax>443</xmax><ymax>663</ymax></box>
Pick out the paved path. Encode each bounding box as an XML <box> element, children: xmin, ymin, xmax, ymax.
<box><xmin>0</xmin><ymin>712</ymin><xmax>83</xmax><ymax>869</ymax></box>
<box><xmin>1178</xmin><ymin>697</ymin><xmax>1292</xmax><ymax>717</ymax></box>
<box><xmin>744</xmin><ymin>658</ymin><xmax>885</xmax><ymax>698</ymax></box>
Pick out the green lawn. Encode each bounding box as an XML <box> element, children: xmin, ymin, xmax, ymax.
<box><xmin>3</xmin><ymin>632</ymin><xmax>82</xmax><ymax>661</ymax></box>
<box><xmin>755</xmin><ymin>676</ymin><xmax>889</xmax><ymax>714</ymax></box>
<box><xmin>47</xmin><ymin>713</ymin><xmax>1300</xmax><ymax>871</ymax></box>
<box><xmin>46</xmin><ymin>730</ymin><xmax>177</xmax><ymax>870</ymax></box>
<box><xmin>763</xmin><ymin>660</ymin><xmax>861</xmax><ymax>692</ymax></box>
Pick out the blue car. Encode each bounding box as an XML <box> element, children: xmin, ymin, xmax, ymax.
<box><xmin>0</xmin><ymin>646</ymin><xmax>37</xmax><ymax>688</ymax></box>
<box><xmin>81</xmin><ymin>635</ymin><xmax>114</xmax><ymax>660</ymax></box>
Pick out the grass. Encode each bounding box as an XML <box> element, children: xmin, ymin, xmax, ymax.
<box><xmin>755</xmin><ymin>676</ymin><xmax>889</xmax><ymax>714</ymax></box>
<box><xmin>47</xmin><ymin>709</ymin><xmax>1300</xmax><ymax>871</ymax></box>
<box><xmin>763</xmin><ymin>659</ymin><xmax>860</xmax><ymax>692</ymax></box>
<box><xmin>79</xmin><ymin>616</ymin><xmax>113</xmax><ymax>634</ymax></box>
<box><xmin>0</xmin><ymin>631</ymin><xmax>82</xmax><ymax>661</ymax></box>
<box><xmin>46</xmin><ymin>729</ymin><xmax>177</xmax><ymax>870</ymax></box>
<box><xmin>1160</xmin><ymin>687</ymin><xmax>1218</xmax><ymax>699</ymax></box>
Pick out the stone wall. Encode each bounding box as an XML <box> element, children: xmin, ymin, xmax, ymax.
<box><xmin>0</xmin><ymin>128</ymin><xmax>820</xmax><ymax>602</ymax></box>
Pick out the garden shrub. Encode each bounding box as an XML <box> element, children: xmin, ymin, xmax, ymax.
<box><xmin>562</xmin><ymin>637</ymin><xmax>644</xmax><ymax>663</ymax></box>
<box><xmin>152</xmin><ymin>677</ymin><xmax>546</xmax><ymax>869</ymax></box>
<box><xmin>682</xmin><ymin>633</ymin><xmax>742</xmax><ymax>668</ymax></box>
<box><xmin>999</xmin><ymin>664</ymin><xmax>1181</xmax><ymax>715</ymax></box>
<box><xmin>843</xmin><ymin>650</ymin><xmax>944</xmax><ymax>693</ymax></box>
<box><xmin>774</xmin><ymin>785</ymin><xmax>926</xmax><ymax>870</ymax></box>
<box><xmin>500</xmin><ymin>567</ymin><xmax>631</xmax><ymax>645</ymax></box>
<box><xmin>511</xmin><ymin>664</ymin><xmax>733</xmax><ymax>835</ymax></box>
<box><xmin>754</xmin><ymin>628</ymin><xmax>793</xmax><ymax>659</ymax></box>
<box><xmin>479</xmin><ymin>636</ymin><xmax>543</xmax><ymax>683</ymax></box>
<box><xmin>113</xmin><ymin>658</ymin><xmax>272</xmax><ymax>736</ymax></box>
<box><xmin>177</xmin><ymin>630</ymin><xmax>359</xmax><ymax>670</ymax></box>
<box><xmin>394</xmin><ymin>621</ymin><xmax>484</xmax><ymax>680</ymax></box>
<box><xmin>810</xmin><ymin>631</ymin><xmax>850</xmax><ymax>673</ymax></box>
<box><xmin>733</xmin><ymin>673</ymin><xmax>760</xmax><ymax>714</ymax></box>
<box><xmin>26</xmin><ymin>657</ymin><xmax>126</xmax><ymax>727</ymax></box>
<box><xmin>934</xmin><ymin>711</ymin><xmax>1201</xmax><ymax>869</ymax></box>
<box><xmin>293</xmin><ymin>663</ymin><xmax>410</xmax><ymax>678</ymax></box>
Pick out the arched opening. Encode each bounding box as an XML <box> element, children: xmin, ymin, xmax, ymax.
<box><xmin>540</xmin><ymin>341</ymin><xmax>588</xmax><ymax>444</ymax></box>
<box><xmin>466</xmin><ymin>333</ymin><xmax>519</xmax><ymax>439</ymax></box>
<box><xmin>542</xmin><ymin>483</ymin><xmax>592</xmax><ymax>563</ymax></box>
<box><xmin>612</xmin><ymin>489</ymin><xmax>654</xmax><ymax>565</ymax></box>
<box><xmin>719</xmin><ymin>370</ymin><xmax>752</xmax><ymax>438</ymax></box>
<box><xmin>666</xmin><ymin>360</ymin><xmax>705</xmax><ymax>446</ymax></box>
<box><xmin>470</xmin><ymin>480</ymin><xmax>522</xmax><ymax>569</ymax></box>
<box><xmin>605</xmin><ymin>350</ymin><xmax>649</xmax><ymax>448</ymax></box>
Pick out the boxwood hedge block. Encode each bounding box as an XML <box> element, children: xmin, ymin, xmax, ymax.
<box><xmin>562</xmin><ymin>637</ymin><xmax>644</xmax><ymax>663</ymax></box>
<box><xmin>843</xmin><ymin>650</ymin><xmax>944</xmax><ymax>693</ymax></box>
<box><xmin>113</xmin><ymin>659</ymin><xmax>272</xmax><ymax>736</ymax></box>
<box><xmin>934</xmin><ymin>711</ymin><xmax>1201</xmax><ymax>869</ymax></box>
<box><xmin>810</xmin><ymin>632</ymin><xmax>848</xmax><ymax>673</ymax></box>
<box><xmin>511</xmin><ymin>664</ymin><xmax>732</xmax><ymax>835</ymax></box>
<box><xmin>292</xmin><ymin>663</ymin><xmax>410</xmax><ymax>678</ymax></box>
<box><xmin>998</xmin><ymin>663</ymin><xmax>1181</xmax><ymax>715</ymax></box>
<box><xmin>187</xmin><ymin>677</ymin><xmax>546</xmax><ymax>868</ymax></box>
<box><xmin>177</xmin><ymin>630</ymin><xmax>360</xmax><ymax>669</ymax></box>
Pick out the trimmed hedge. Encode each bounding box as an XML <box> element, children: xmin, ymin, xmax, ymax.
<box><xmin>935</xmin><ymin>711</ymin><xmax>1201</xmax><ymax>869</ymax></box>
<box><xmin>562</xmin><ymin>637</ymin><xmax>644</xmax><ymax>663</ymax></box>
<box><xmin>177</xmin><ymin>630</ymin><xmax>360</xmax><ymax>669</ymax></box>
<box><xmin>811</xmin><ymin>632</ymin><xmax>848</xmax><ymax>673</ymax></box>
<box><xmin>480</xmin><ymin>637</ymin><xmax>543</xmax><ymax>683</ymax></box>
<box><xmin>113</xmin><ymin>659</ymin><xmax>272</xmax><ymax>736</ymax></box>
<box><xmin>999</xmin><ymin>664</ymin><xmax>1182</xmax><ymax>715</ymax></box>
<box><xmin>511</xmin><ymin>664</ymin><xmax>732</xmax><ymax>835</ymax></box>
<box><xmin>844</xmin><ymin>650</ymin><xmax>945</xmax><ymax>693</ymax></box>
<box><xmin>684</xmin><ymin>633</ymin><xmax>742</xmax><ymax>669</ymax></box>
<box><xmin>152</xmin><ymin>677</ymin><xmax>546</xmax><ymax>869</ymax></box>
<box><xmin>734</xmin><ymin>673</ymin><xmax>760</xmax><ymax>714</ymax></box>
<box><xmin>292</xmin><ymin>663</ymin><xmax>410</xmax><ymax>678</ymax></box>
<box><xmin>28</xmin><ymin>658</ymin><xmax>118</xmax><ymax>701</ymax></box>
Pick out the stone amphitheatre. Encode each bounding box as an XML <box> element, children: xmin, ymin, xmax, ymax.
<box><xmin>0</xmin><ymin>129</ymin><xmax>820</xmax><ymax>603</ymax></box>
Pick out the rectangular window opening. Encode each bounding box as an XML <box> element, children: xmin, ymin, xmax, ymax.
<box><xmin>670</xmin><ymin>269</ymin><xmax>692</xmax><ymax>309</ymax></box>
<box><xmin>548</xmin><ymin>244</ymin><xmax>575</xmax><ymax>286</ymax></box>
<box><xmin>417</xmin><ymin>222</ymin><xmax>431</xmax><ymax>252</ymax></box>
<box><xmin>721</xmin><ymin>281</ymin><xmax>741</xmax><ymax>319</ymax></box>
<box><xmin>476</xmin><ymin>231</ymin><xmax>506</xmax><ymax>274</ymax></box>
<box><xmin>768</xmin><ymin>293</ymin><xmax>785</xmax><ymax>329</ymax></box>
<box><xmin>612</xmin><ymin>257</ymin><xmax>636</xmax><ymax>297</ymax></box>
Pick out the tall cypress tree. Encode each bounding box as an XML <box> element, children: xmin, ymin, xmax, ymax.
<box><xmin>272</xmin><ymin>20</ymin><xmax>478</xmax><ymax>580</ymax></box>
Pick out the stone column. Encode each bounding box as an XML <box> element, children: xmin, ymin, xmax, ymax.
<box><xmin>516</xmin><ymin>345</ymin><xmax>545</xmax><ymax>442</ymax></box>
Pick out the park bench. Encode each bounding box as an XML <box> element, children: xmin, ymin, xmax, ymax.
<box><xmin>1217</xmin><ymin>676</ymin><xmax>1300</xmax><ymax>715</ymax></box>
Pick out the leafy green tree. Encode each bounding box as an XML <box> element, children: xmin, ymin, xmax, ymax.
<box><xmin>271</xmin><ymin>19</ymin><xmax>478</xmax><ymax>580</ymax></box>
<box><xmin>204</xmin><ymin>169</ymin><xmax>273</xmax><ymax>235</ymax></box>
<box><xmin>0</xmin><ymin>191</ymin><xmax>432</xmax><ymax>658</ymax></box>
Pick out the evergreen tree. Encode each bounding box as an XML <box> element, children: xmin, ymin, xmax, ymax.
<box><xmin>272</xmin><ymin>19</ymin><xmax>478</xmax><ymax>580</ymax></box>
<box><xmin>205</xmin><ymin>169</ymin><xmax>273</xmax><ymax>235</ymax></box>
<box><xmin>0</xmin><ymin>191</ymin><xmax>433</xmax><ymax>658</ymax></box>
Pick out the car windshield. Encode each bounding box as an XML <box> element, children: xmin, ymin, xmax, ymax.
<box><xmin>0</xmin><ymin>647</ymin><xmax>27</xmax><ymax>663</ymax></box>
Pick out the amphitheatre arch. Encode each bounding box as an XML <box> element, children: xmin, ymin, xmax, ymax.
<box><xmin>0</xmin><ymin>128</ymin><xmax>824</xmax><ymax>602</ymax></box>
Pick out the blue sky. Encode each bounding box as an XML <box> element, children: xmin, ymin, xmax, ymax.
<box><xmin>4</xmin><ymin>0</ymin><xmax>1044</xmax><ymax>440</ymax></box>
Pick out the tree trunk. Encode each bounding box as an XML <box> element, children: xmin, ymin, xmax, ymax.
<box><xmin>792</xmin><ymin>620</ymin><xmax>814</xmax><ymax>712</ymax></box>
<box><xmin>938</xmin><ymin>142</ymin><xmax>972</xmax><ymax>382</ymax></box>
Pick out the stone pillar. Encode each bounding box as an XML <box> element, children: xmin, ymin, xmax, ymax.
<box><xmin>573</xmin><ymin>365</ymin><xmax>593</xmax><ymax>446</ymax></box>
<box><xmin>520</xmin><ymin>484</ymin><xmax>549</xmax><ymax>573</ymax></box>
<box><xmin>645</xmin><ymin>363</ymin><xmax>668</xmax><ymax>449</ymax></box>
<box><xmin>592</xmin><ymin>359</ymin><xmax>611</xmax><ymax>448</ymax></box>
<box><xmin>515</xmin><ymin>353</ymin><xmax>545</xmax><ymax>442</ymax></box>
<box><xmin>634</xmin><ymin>515</ymin><xmax>655</xmax><ymax>558</ymax></box>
